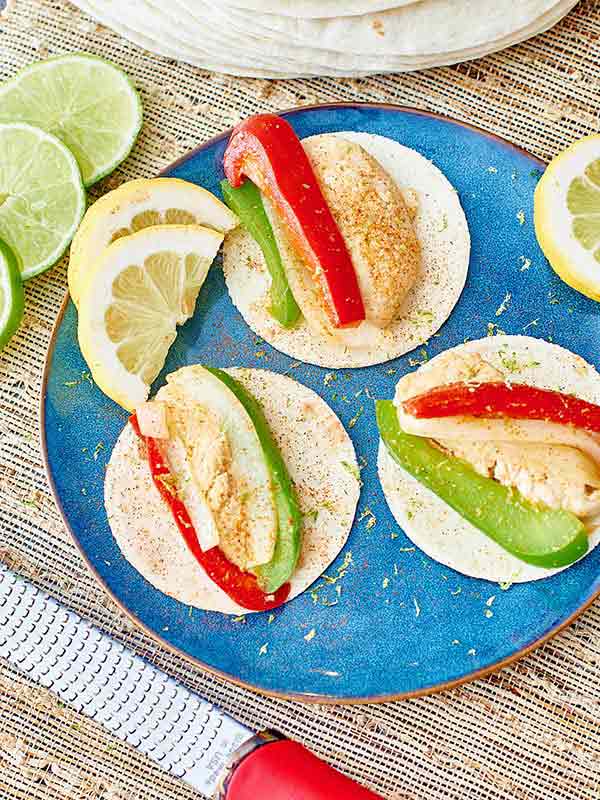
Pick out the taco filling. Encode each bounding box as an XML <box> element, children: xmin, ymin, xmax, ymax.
<box><xmin>130</xmin><ymin>365</ymin><xmax>301</xmax><ymax>611</ymax></box>
<box><xmin>377</xmin><ymin>342</ymin><xmax>600</xmax><ymax>573</ymax></box>
<box><xmin>105</xmin><ymin>366</ymin><xmax>359</xmax><ymax>614</ymax></box>
<box><xmin>222</xmin><ymin>114</ymin><xmax>424</xmax><ymax>345</ymax></box>
<box><xmin>221</xmin><ymin>116</ymin><xmax>469</xmax><ymax>369</ymax></box>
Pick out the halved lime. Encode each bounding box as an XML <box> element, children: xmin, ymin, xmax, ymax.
<box><xmin>0</xmin><ymin>123</ymin><xmax>86</xmax><ymax>280</ymax></box>
<box><xmin>0</xmin><ymin>239</ymin><xmax>24</xmax><ymax>350</ymax></box>
<box><xmin>0</xmin><ymin>53</ymin><xmax>143</xmax><ymax>186</ymax></box>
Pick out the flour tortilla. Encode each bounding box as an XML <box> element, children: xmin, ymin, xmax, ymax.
<box><xmin>72</xmin><ymin>0</ymin><xmax>577</xmax><ymax>79</ymax></box>
<box><xmin>134</xmin><ymin>0</ymin><xmax>358</xmax><ymax>77</ymax></box>
<box><xmin>223</xmin><ymin>132</ymin><xmax>469</xmax><ymax>369</ymax></box>
<box><xmin>154</xmin><ymin>0</ymin><xmax>363</xmax><ymax>77</ymax></box>
<box><xmin>105</xmin><ymin>368</ymin><xmax>360</xmax><ymax>615</ymax></box>
<box><xmin>69</xmin><ymin>0</ymin><xmax>306</xmax><ymax>79</ymax></box>
<box><xmin>208</xmin><ymin>0</ymin><xmax>576</xmax><ymax>59</ymax></box>
<box><xmin>192</xmin><ymin>1</ymin><xmax>577</xmax><ymax>76</ymax></box>
<box><xmin>378</xmin><ymin>335</ymin><xmax>600</xmax><ymax>584</ymax></box>
<box><xmin>217</xmin><ymin>0</ymin><xmax>417</xmax><ymax>16</ymax></box>
<box><xmin>71</xmin><ymin>0</ymin><xmax>362</xmax><ymax>79</ymax></box>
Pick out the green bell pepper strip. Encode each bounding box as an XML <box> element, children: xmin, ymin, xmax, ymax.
<box><xmin>376</xmin><ymin>400</ymin><xmax>588</xmax><ymax>569</ymax></box>
<box><xmin>208</xmin><ymin>367</ymin><xmax>303</xmax><ymax>592</ymax></box>
<box><xmin>221</xmin><ymin>178</ymin><xmax>301</xmax><ymax>329</ymax></box>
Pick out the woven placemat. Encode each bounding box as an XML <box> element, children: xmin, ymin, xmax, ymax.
<box><xmin>1</xmin><ymin>1</ymin><xmax>600</xmax><ymax>798</ymax></box>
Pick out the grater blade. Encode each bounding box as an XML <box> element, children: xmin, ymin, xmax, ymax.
<box><xmin>0</xmin><ymin>563</ymin><xmax>254</xmax><ymax>798</ymax></box>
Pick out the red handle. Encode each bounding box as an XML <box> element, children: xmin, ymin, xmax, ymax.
<box><xmin>225</xmin><ymin>739</ymin><xmax>384</xmax><ymax>800</ymax></box>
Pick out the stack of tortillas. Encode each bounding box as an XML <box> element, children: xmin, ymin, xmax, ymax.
<box><xmin>70</xmin><ymin>0</ymin><xmax>579</xmax><ymax>79</ymax></box>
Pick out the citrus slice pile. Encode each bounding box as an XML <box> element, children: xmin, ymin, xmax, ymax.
<box><xmin>0</xmin><ymin>53</ymin><xmax>143</xmax><ymax>349</ymax></box>
<box><xmin>68</xmin><ymin>178</ymin><xmax>237</xmax><ymax>305</ymax></box>
<box><xmin>535</xmin><ymin>134</ymin><xmax>600</xmax><ymax>302</ymax></box>
<box><xmin>0</xmin><ymin>53</ymin><xmax>142</xmax><ymax>187</ymax></box>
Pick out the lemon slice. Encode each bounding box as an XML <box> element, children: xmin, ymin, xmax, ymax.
<box><xmin>77</xmin><ymin>224</ymin><xmax>224</xmax><ymax>410</ymax></box>
<box><xmin>535</xmin><ymin>134</ymin><xmax>600</xmax><ymax>301</ymax></box>
<box><xmin>68</xmin><ymin>178</ymin><xmax>237</xmax><ymax>307</ymax></box>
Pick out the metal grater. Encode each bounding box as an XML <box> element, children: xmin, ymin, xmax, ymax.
<box><xmin>0</xmin><ymin>562</ymin><xmax>256</xmax><ymax>797</ymax></box>
<box><xmin>0</xmin><ymin>562</ymin><xmax>383</xmax><ymax>800</ymax></box>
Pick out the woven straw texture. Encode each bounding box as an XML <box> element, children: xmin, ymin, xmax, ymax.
<box><xmin>1</xmin><ymin>1</ymin><xmax>600</xmax><ymax>798</ymax></box>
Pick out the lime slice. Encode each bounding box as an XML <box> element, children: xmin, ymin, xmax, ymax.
<box><xmin>77</xmin><ymin>224</ymin><xmax>224</xmax><ymax>410</ymax></box>
<box><xmin>0</xmin><ymin>123</ymin><xmax>86</xmax><ymax>280</ymax></box>
<box><xmin>0</xmin><ymin>53</ymin><xmax>143</xmax><ymax>186</ymax></box>
<box><xmin>535</xmin><ymin>134</ymin><xmax>600</xmax><ymax>302</ymax></box>
<box><xmin>0</xmin><ymin>239</ymin><xmax>24</xmax><ymax>350</ymax></box>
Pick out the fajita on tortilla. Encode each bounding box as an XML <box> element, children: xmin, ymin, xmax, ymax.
<box><xmin>105</xmin><ymin>366</ymin><xmax>360</xmax><ymax>614</ymax></box>
<box><xmin>377</xmin><ymin>335</ymin><xmax>600</xmax><ymax>584</ymax></box>
<box><xmin>222</xmin><ymin>116</ymin><xmax>470</xmax><ymax>368</ymax></box>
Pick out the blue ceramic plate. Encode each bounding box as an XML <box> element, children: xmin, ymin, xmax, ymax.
<box><xmin>42</xmin><ymin>104</ymin><xmax>600</xmax><ymax>702</ymax></box>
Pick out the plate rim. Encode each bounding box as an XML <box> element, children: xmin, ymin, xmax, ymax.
<box><xmin>40</xmin><ymin>101</ymin><xmax>600</xmax><ymax>705</ymax></box>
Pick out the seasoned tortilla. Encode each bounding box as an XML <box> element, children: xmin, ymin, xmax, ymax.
<box><xmin>105</xmin><ymin>368</ymin><xmax>360</xmax><ymax>614</ymax></box>
<box><xmin>223</xmin><ymin>132</ymin><xmax>470</xmax><ymax>369</ymax></box>
<box><xmin>378</xmin><ymin>336</ymin><xmax>600</xmax><ymax>583</ymax></box>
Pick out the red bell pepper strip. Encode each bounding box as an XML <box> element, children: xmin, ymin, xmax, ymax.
<box><xmin>223</xmin><ymin>113</ymin><xmax>365</xmax><ymax>329</ymax></box>
<box><xmin>402</xmin><ymin>381</ymin><xmax>600</xmax><ymax>436</ymax></box>
<box><xmin>130</xmin><ymin>415</ymin><xmax>290</xmax><ymax>612</ymax></box>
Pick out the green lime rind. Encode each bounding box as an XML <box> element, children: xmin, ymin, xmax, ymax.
<box><xmin>0</xmin><ymin>53</ymin><xmax>143</xmax><ymax>187</ymax></box>
<box><xmin>0</xmin><ymin>239</ymin><xmax>25</xmax><ymax>350</ymax></box>
<box><xmin>0</xmin><ymin>122</ymin><xmax>86</xmax><ymax>280</ymax></box>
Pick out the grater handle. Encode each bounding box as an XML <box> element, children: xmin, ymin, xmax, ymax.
<box><xmin>224</xmin><ymin>738</ymin><xmax>384</xmax><ymax>799</ymax></box>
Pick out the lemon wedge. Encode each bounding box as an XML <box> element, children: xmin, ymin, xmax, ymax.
<box><xmin>535</xmin><ymin>134</ymin><xmax>600</xmax><ymax>302</ymax></box>
<box><xmin>68</xmin><ymin>178</ymin><xmax>237</xmax><ymax>306</ymax></box>
<box><xmin>77</xmin><ymin>224</ymin><xmax>224</xmax><ymax>410</ymax></box>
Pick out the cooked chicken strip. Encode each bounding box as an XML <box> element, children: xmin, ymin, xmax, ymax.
<box><xmin>163</xmin><ymin>402</ymin><xmax>261</xmax><ymax>571</ymax></box>
<box><xmin>397</xmin><ymin>351</ymin><xmax>600</xmax><ymax>517</ymax></box>
<box><xmin>439</xmin><ymin>439</ymin><xmax>600</xmax><ymax>518</ymax></box>
<box><xmin>302</xmin><ymin>135</ymin><xmax>421</xmax><ymax>329</ymax></box>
